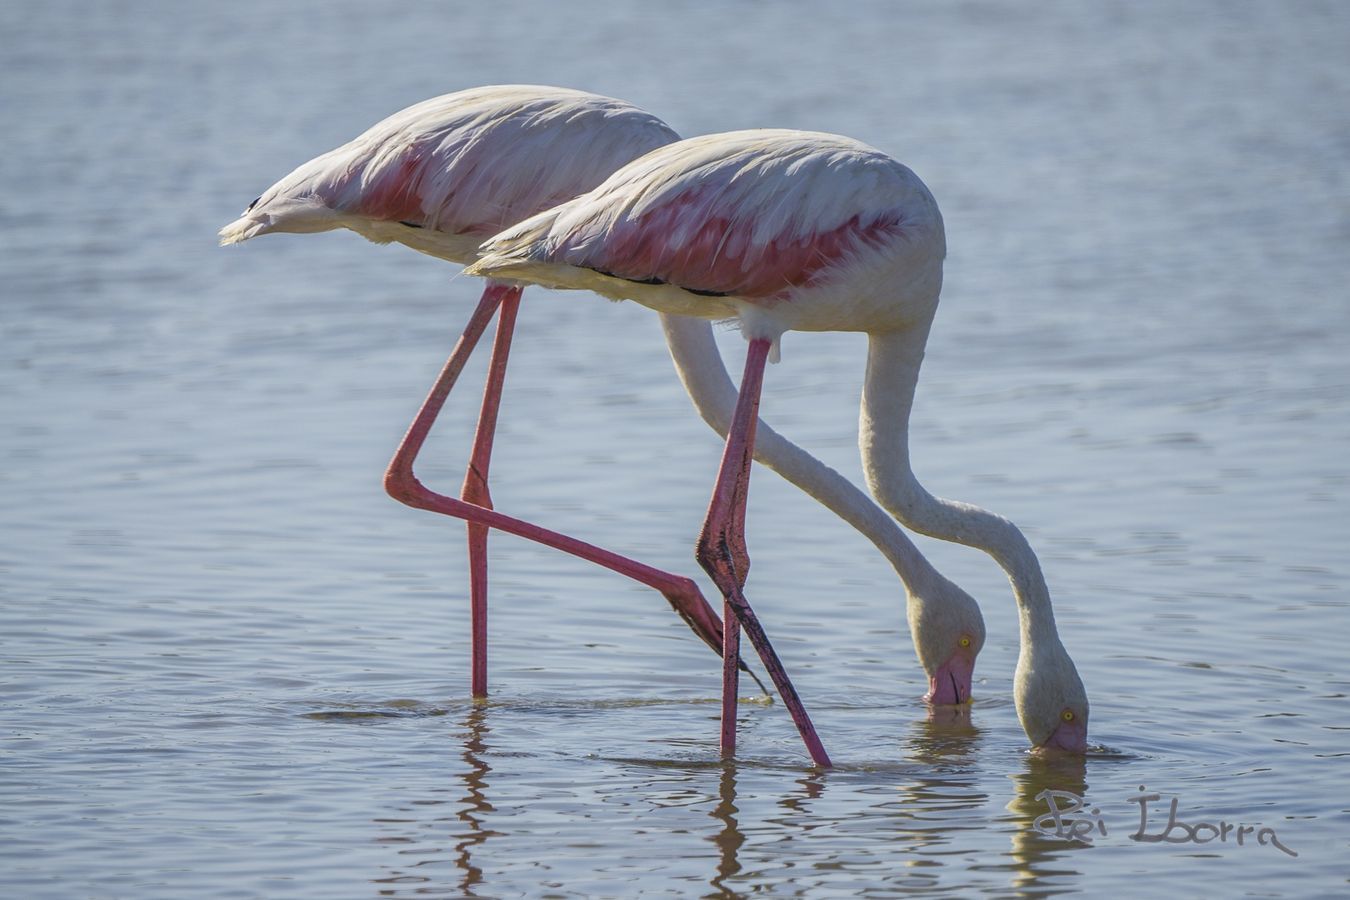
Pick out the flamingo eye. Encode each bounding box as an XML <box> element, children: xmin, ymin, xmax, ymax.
<box><xmin>958</xmin><ymin>636</ymin><xmax>971</xmax><ymax>648</ymax></box>
<box><xmin>1061</xmin><ymin>710</ymin><xmax>1075</xmax><ymax>723</ymax></box>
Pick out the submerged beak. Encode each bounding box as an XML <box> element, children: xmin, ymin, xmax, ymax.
<box><xmin>1039</xmin><ymin>717</ymin><xmax>1088</xmax><ymax>754</ymax></box>
<box><xmin>926</xmin><ymin>651</ymin><xmax>975</xmax><ymax>705</ymax></box>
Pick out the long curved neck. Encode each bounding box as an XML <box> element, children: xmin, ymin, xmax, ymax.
<box><xmin>660</xmin><ymin>314</ymin><xmax>948</xmax><ymax>600</ymax></box>
<box><xmin>858</xmin><ymin>326</ymin><xmax>1057</xmax><ymax>642</ymax></box>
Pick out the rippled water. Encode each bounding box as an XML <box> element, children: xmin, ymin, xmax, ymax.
<box><xmin>3</xmin><ymin>1</ymin><xmax>1348</xmax><ymax>896</ymax></box>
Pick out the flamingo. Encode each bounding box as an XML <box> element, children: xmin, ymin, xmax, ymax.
<box><xmin>469</xmin><ymin>129</ymin><xmax>1091</xmax><ymax>761</ymax></box>
<box><xmin>219</xmin><ymin>85</ymin><xmax>740</xmax><ymax>697</ymax></box>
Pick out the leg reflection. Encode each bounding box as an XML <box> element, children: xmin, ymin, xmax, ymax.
<box><xmin>1007</xmin><ymin>751</ymin><xmax>1090</xmax><ymax>890</ymax></box>
<box><xmin>454</xmin><ymin>705</ymin><xmax>500</xmax><ymax>894</ymax></box>
<box><xmin>707</xmin><ymin>761</ymin><xmax>744</xmax><ymax>896</ymax></box>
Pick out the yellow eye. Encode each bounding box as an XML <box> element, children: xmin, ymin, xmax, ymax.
<box><xmin>1061</xmin><ymin>710</ymin><xmax>1076</xmax><ymax>723</ymax></box>
<box><xmin>959</xmin><ymin>636</ymin><xmax>971</xmax><ymax>648</ymax></box>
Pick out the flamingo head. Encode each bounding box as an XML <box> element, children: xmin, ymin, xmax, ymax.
<box><xmin>1015</xmin><ymin>636</ymin><xmax>1089</xmax><ymax>753</ymax></box>
<box><xmin>219</xmin><ymin>194</ymin><xmax>340</xmax><ymax>245</ymax></box>
<box><xmin>219</xmin><ymin>148</ymin><xmax>353</xmax><ymax>247</ymax></box>
<box><xmin>909</xmin><ymin>577</ymin><xmax>986</xmax><ymax>706</ymax></box>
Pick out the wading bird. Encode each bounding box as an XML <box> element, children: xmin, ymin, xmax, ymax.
<box><xmin>219</xmin><ymin>86</ymin><xmax>733</xmax><ymax>697</ymax></box>
<box><xmin>470</xmin><ymin>129</ymin><xmax>1089</xmax><ymax>763</ymax></box>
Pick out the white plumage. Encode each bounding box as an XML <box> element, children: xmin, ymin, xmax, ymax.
<box><xmin>219</xmin><ymin>85</ymin><xmax>679</xmax><ymax>262</ymax></box>
<box><xmin>471</xmin><ymin>130</ymin><xmax>946</xmax><ymax>347</ymax></box>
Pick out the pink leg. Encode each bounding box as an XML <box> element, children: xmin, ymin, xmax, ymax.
<box><xmin>720</xmin><ymin>601</ymin><xmax>741</xmax><ymax>755</ymax></box>
<box><xmin>718</xmin><ymin>428</ymin><xmax>753</xmax><ymax>755</ymax></box>
<box><xmin>460</xmin><ymin>289</ymin><xmax>521</xmax><ymax>698</ymax></box>
<box><xmin>384</xmin><ymin>282</ymin><xmax>731</xmax><ymax>681</ymax></box>
<box><xmin>697</xmin><ymin>338</ymin><xmax>831</xmax><ymax>768</ymax></box>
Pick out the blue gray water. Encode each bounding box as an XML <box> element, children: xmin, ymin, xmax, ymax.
<box><xmin>3</xmin><ymin>1</ymin><xmax>1347</xmax><ymax>895</ymax></box>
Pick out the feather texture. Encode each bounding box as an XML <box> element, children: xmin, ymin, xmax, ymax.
<box><xmin>219</xmin><ymin>85</ymin><xmax>679</xmax><ymax>263</ymax></box>
<box><xmin>475</xmin><ymin>131</ymin><xmax>940</xmax><ymax>290</ymax></box>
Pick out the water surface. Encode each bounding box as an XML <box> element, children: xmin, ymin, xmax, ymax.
<box><xmin>3</xmin><ymin>1</ymin><xmax>1348</xmax><ymax>895</ymax></box>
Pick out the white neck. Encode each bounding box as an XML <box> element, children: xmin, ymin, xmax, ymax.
<box><xmin>857</xmin><ymin>326</ymin><xmax>1059</xmax><ymax>647</ymax></box>
<box><xmin>660</xmin><ymin>314</ymin><xmax>949</xmax><ymax>600</ymax></box>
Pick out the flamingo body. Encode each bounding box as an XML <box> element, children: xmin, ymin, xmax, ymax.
<box><xmin>473</xmin><ymin>131</ymin><xmax>945</xmax><ymax>345</ymax></box>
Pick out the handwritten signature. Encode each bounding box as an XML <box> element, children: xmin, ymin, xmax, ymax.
<box><xmin>1031</xmin><ymin>786</ymin><xmax>1297</xmax><ymax>857</ymax></box>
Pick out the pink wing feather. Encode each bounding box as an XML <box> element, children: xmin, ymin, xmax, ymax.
<box><xmin>338</xmin><ymin>86</ymin><xmax>680</xmax><ymax>234</ymax></box>
<box><xmin>535</xmin><ymin>131</ymin><xmax>925</xmax><ymax>301</ymax></box>
<box><xmin>222</xmin><ymin>86</ymin><xmax>679</xmax><ymax>253</ymax></box>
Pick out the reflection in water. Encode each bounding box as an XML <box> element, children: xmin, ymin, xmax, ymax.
<box><xmin>369</xmin><ymin>705</ymin><xmax>500</xmax><ymax>897</ymax></box>
<box><xmin>779</xmin><ymin>770</ymin><xmax>827</xmax><ymax>812</ymax></box>
<box><xmin>1005</xmin><ymin>753</ymin><xmax>1090</xmax><ymax>891</ymax></box>
<box><xmin>885</xmin><ymin>711</ymin><xmax>988</xmax><ymax>866</ymax></box>
<box><xmin>453</xmin><ymin>705</ymin><xmax>497</xmax><ymax>896</ymax></box>
<box><xmin>707</xmin><ymin>762</ymin><xmax>742</xmax><ymax>896</ymax></box>
<box><xmin>914</xmin><ymin>703</ymin><xmax>981</xmax><ymax>762</ymax></box>
<box><xmin>708</xmin><ymin>758</ymin><xmax>831</xmax><ymax>895</ymax></box>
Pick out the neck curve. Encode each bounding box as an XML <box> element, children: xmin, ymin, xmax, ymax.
<box><xmin>858</xmin><ymin>326</ymin><xmax>1059</xmax><ymax>646</ymax></box>
<box><xmin>660</xmin><ymin>314</ymin><xmax>948</xmax><ymax>600</ymax></box>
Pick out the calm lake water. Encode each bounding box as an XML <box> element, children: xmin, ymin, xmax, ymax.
<box><xmin>3</xmin><ymin>1</ymin><xmax>1348</xmax><ymax>896</ymax></box>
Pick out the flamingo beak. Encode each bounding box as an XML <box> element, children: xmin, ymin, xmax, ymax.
<box><xmin>926</xmin><ymin>651</ymin><xmax>975</xmax><ymax>705</ymax></box>
<box><xmin>1039</xmin><ymin>717</ymin><xmax>1088</xmax><ymax>754</ymax></box>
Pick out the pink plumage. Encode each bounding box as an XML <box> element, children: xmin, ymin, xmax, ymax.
<box><xmin>473</xmin><ymin>130</ymin><xmax>943</xmax><ymax>337</ymax></box>
<box><xmin>219</xmin><ymin>85</ymin><xmax>679</xmax><ymax>263</ymax></box>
